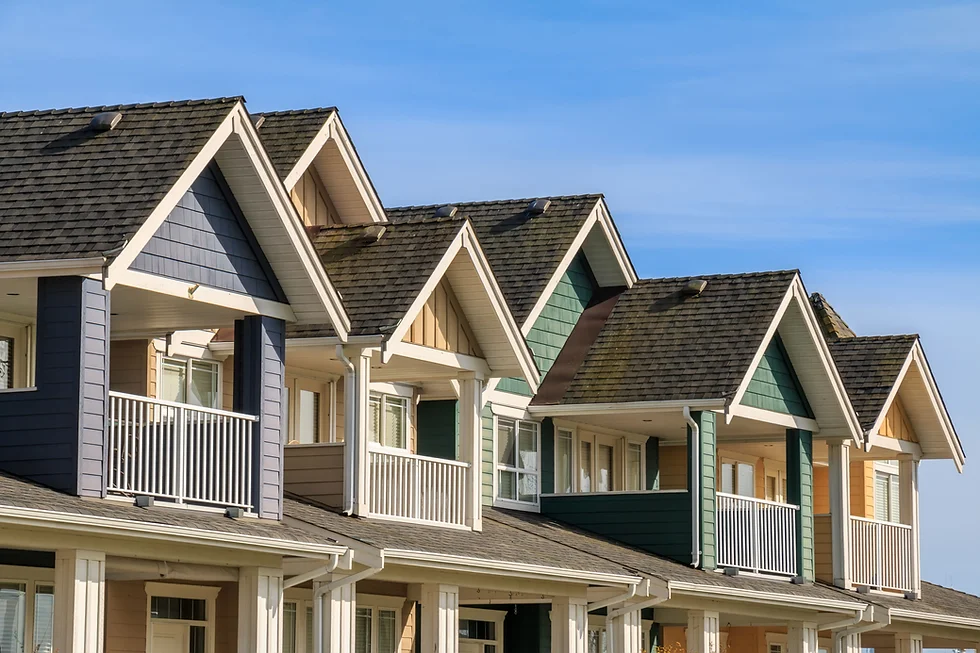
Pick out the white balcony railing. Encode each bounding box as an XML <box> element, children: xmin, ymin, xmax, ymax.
<box><xmin>107</xmin><ymin>391</ymin><xmax>258</xmax><ymax>511</ymax></box>
<box><xmin>716</xmin><ymin>492</ymin><xmax>799</xmax><ymax>576</ymax></box>
<box><xmin>368</xmin><ymin>446</ymin><xmax>470</xmax><ymax>528</ymax></box>
<box><xmin>850</xmin><ymin>516</ymin><xmax>914</xmax><ymax>592</ymax></box>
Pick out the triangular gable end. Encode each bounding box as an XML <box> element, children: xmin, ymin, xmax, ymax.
<box><xmin>132</xmin><ymin>162</ymin><xmax>287</xmax><ymax>303</ymax></box>
<box><xmin>742</xmin><ymin>334</ymin><xmax>814</xmax><ymax>419</ymax></box>
<box><xmin>403</xmin><ymin>277</ymin><xmax>484</xmax><ymax>359</ymax></box>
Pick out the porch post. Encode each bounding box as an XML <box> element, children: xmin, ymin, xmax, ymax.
<box><xmin>237</xmin><ymin>566</ymin><xmax>284</xmax><ymax>653</ymax></box>
<box><xmin>420</xmin><ymin>583</ymin><xmax>459</xmax><ymax>653</ymax></box>
<box><xmin>313</xmin><ymin>575</ymin><xmax>356</xmax><ymax>653</ymax></box>
<box><xmin>343</xmin><ymin>346</ymin><xmax>372</xmax><ymax>517</ymax></box>
<box><xmin>786</xmin><ymin>428</ymin><xmax>814</xmax><ymax>581</ymax></box>
<box><xmin>685</xmin><ymin>610</ymin><xmax>720</xmax><ymax>653</ymax></box>
<box><xmin>550</xmin><ymin>596</ymin><xmax>587</xmax><ymax>653</ymax></box>
<box><xmin>828</xmin><ymin>440</ymin><xmax>852</xmax><ymax>589</ymax></box>
<box><xmin>833</xmin><ymin>631</ymin><xmax>861</xmax><ymax>653</ymax></box>
<box><xmin>458</xmin><ymin>371</ymin><xmax>484</xmax><ymax>531</ymax></box>
<box><xmin>53</xmin><ymin>549</ymin><xmax>105</xmax><ymax>653</ymax></box>
<box><xmin>607</xmin><ymin>608</ymin><xmax>642</xmax><ymax>653</ymax></box>
<box><xmin>787</xmin><ymin>622</ymin><xmax>819</xmax><ymax>653</ymax></box>
<box><xmin>895</xmin><ymin>632</ymin><xmax>923</xmax><ymax>653</ymax></box>
<box><xmin>899</xmin><ymin>459</ymin><xmax>921</xmax><ymax>597</ymax></box>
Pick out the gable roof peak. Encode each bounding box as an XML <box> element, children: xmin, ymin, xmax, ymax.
<box><xmin>809</xmin><ymin>292</ymin><xmax>857</xmax><ymax>340</ymax></box>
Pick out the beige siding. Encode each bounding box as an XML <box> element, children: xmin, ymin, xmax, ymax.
<box><xmin>850</xmin><ymin>460</ymin><xmax>875</xmax><ymax>518</ymax></box>
<box><xmin>659</xmin><ymin>444</ymin><xmax>688</xmax><ymax>490</ymax></box>
<box><xmin>110</xmin><ymin>340</ymin><xmax>151</xmax><ymax>397</ymax></box>
<box><xmin>334</xmin><ymin>380</ymin><xmax>345</xmax><ymax>443</ymax></box>
<box><xmin>403</xmin><ymin>279</ymin><xmax>483</xmax><ymax>357</ymax></box>
<box><xmin>291</xmin><ymin>167</ymin><xmax>338</xmax><ymax>227</ymax></box>
<box><xmin>879</xmin><ymin>396</ymin><xmax>916</xmax><ymax>442</ymax></box>
<box><xmin>222</xmin><ymin>356</ymin><xmax>235</xmax><ymax>410</ymax></box>
<box><xmin>106</xmin><ymin>580</ymin><xmax>147</xmax><ymax>653</ymax></box>
<box><xmin>284</xmin><ymin>443</ymin><xmax>346</xmax><ymax>508</ymax></box>
<box><xmin>400</xmin><ymin>601</ymin><xmax>417</xmax><ymax>653</ymax></box>
<box><xmin>215</xmin><ymin>582</ymin><xmax>238</xmax><ymax>653</ymax></box>
<box><xmin>727</xmin><ymin>626</ymin><xmax>767</xmax><ymax>653</ymax></box>
<box><xmin>814</xmin><ymin>513</ymin><xmax>833</xmax><ymax>584</ymax></box>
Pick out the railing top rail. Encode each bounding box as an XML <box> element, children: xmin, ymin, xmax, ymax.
<box><xmin>368</xmin><ymin>444</ymin><xmax>470</xmax><ymax>468</ymax></box>
<box><xmin>716</xmin><ymin>492</ymin><xmax>800</xmax><ymax>510</ymax></box>
<box><xmin>849</xmin><ymin>515</ymin><xmax>913</xmax><ymax>530</ymax></box>
<box><xmin>108</xmin><ymin>390</ymin><xmax>259</xmax><ymax>421</ymax></box>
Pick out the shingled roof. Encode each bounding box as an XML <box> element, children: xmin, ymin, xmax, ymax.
<box><xmin>0</xmin><ymin>98</ymin><xmax>239</xmax><ymax>263</ymax></box>
<box><xmin>532</xmin><ymin>271</ymin><xmax>799</xmax><ymax>405</ymax></box>
<box><xmin>865</xmin><ymin>580</ymin><xmax>980</xmax><ymax>626</ymax></box>
<box><xmin>387</xmin><ymin>195</ymin><xmax>603</xmax><ymax>325</ymax></box>
<box><xmin>253</xmin><ymin>107</ymin><xmax>337</xmax><ymax>180</ymax></box>
<box><xmin>287</xmin><ymin>217</ymin><xmax>467</xmax><ymax>339</ymax></box>
<box><xmin>810</xmin><ymin>292</ymin><xmax>856</xmax><ymax>340</ymax></box>
<box><xmin>827</xmin><ymin>335</ymin><xmax>918</xmax><ymax>432</ymax></box>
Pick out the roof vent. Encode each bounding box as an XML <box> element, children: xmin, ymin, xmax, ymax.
<box><xmin>251</xmin><ymin>115</ymin><xmax>266</xmax><ymax>130</ymax></box>
<box><xmin>357</xmin><ymin>224</ymin><xmax>387</xmax><ymax>243</ymax></box>
<box><xmin>434</xmin><ymin>205</ymin><xmax>458</xmax><ymax>218</ymax></box>
<box><xmin>90</xmin><ymin>111</ymin><xmax>122</xmax><ymax>132</ymax></box>
<box><xmin>527</xmin><ymin>199</ymin><xmax>551</xmax><ymax>215</ymax></box>
<box><xmin>681</xmin><ymin>279</ymin><xmax>708</xmax><ymax>297</ymax></box>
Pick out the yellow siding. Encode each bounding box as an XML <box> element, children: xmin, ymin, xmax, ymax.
<box><xmin>659</xmin><ymin>445</ymin><xmax>688</xmax><ymax>490</ymax></box>
<box><xmin>109</xmin><ymin>340</ymin><xmax>151</xmax><ymax>396</ymax></box>
<box><xmin>814</xmin><ymin>514</ymin><xmax>833</xmax><ymax>584</ymax></box>
<box><xmin>400</xmin><ymin>601</ymin><xmax>416</xmax><ymax>653</ymax></box>
<box><xmin>813</xmin><ymin>465</ymin><xmax>830</xmax><ymax>515</ymax></box>
<box><xmin>850</xmin><ymin>461</ymin><xmax>875</xmax><ymax>518</ymax></box>
<box><xmin>879</xmin><ymin>396</ymin><xmax>916</xmax><ymax>442</ymax></box>
<box><xmin>290</xmin><ymin>168</ymin><xmax>337</xmax><ymax>227</ymax></box>
<box><xmin>403</xmin><ymin>279</ymin><xmax>483</xmax><ymax>357</ymax></box>
<box><xmin>661</xmin><ymin>626</ymin><xmax>687</xmax><ymax>651</ymax></box>
<box><xmin>222</xmin><ymin>356</ymin><xmax>234</xmax><ymax>410</ymax></box>
<box><xmin>727</xmin><ymin>626</ymin><xmax>767</xmax><ymax>653</ymax></box>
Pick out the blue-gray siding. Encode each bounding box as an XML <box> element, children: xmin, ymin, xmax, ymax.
<box><xmin>132</xmin><ymin>163</ymin><xmax>285</xmax><ymax>302</ymax></box>
<box><xmin>0</xmin><ymin>276</ymin><xmax>108</xmax><ymax>497</ymax></box>
<box><xmin>234</xmin><ymin>315</ymin><xmax>286</xmax><ymax>519</ymax></box>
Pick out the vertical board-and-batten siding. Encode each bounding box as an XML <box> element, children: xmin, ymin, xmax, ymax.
<box><xmin>131</xmin><ymin>162</ymin><xmax>286</xmax><ymax>303</ymax></box>
<box><xmin>403</xmin><ymin>279</ymin><xmax>483</xmax><ymax>357</ymax></box>
<box><xmin>741</xmin><ymin>334</ymin><xmax>813</xmax><ymax>418</ymax></box>
<box><xmin>879</xmin><ymin>396</ymin><xmax>917</xmax><ymax>442</ymax></box>
<box><xmin>0</xmin><ymin>276</ymin><xmax>108</xmax><ymax>497</ymax></box>
<box><xmin>497</xmin><ymin>253</ymin><xmax>596</xmax><ymax>396</ymax></box>
<box><xmin>291</xmin><ymin>166</ymin><xmax>338</xmax><ymax>227</ymax></box>
<box><xmin>234</xmin><ymin>315</ymin><xmax>286</xmax><ymax>519</ymax></box>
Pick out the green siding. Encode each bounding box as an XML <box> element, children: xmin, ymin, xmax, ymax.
<box><xmin>540</xmin><ymin>418</ymin><xmax>555</xmax><ymax>495</ymax></box>
<box><xmin>541</xmin><ymin>492</ymin><xmax>694</xmax><ymax>564</ymax></box>
<box><xmin>689</xmin><ymin>410</ymin><xmax>716</xmax><ymax>570</ymax></box>
<box><xmin>416</xmin><ymin>400</ymin><xmax>458</xmax><ymax>460</ymax></box>
<box><xmin>742</xmin><ymin>334</ymin><xmax>813</xmax><ymax>418</ymax></box>
<box><xmin>787</xmin><ymin>428</ymin><xmax>815</xmax><ymax>580</ymax></box>
<box><xmin>646</xmin><ymin>436</ymin><xmax>660</xmax><ymax>490</ymax></box>
<box><xmin>497</xmin><ymin>254</ymin><xmax>597</xmax><ymax>397</ymax></box>
<box><xmin>481</xmin><ymin>405</ymin><xmax>495</xmax><ymax>505</ymax></box>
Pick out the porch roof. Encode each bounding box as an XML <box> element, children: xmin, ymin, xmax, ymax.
<box><xmin>863</xmin><ymin>581</ymin><xmax>980</xmax><ymax>631</ymax></box>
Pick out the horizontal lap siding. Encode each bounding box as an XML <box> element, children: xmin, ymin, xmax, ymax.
<box><xmin>109</xmin><ymin>340</ymin><xmax>150</xmax><ymax>396</ymax></box>
<box><xmin>742</xmin><ymin>335</ymin><xmax>813</xmax><ymax>418</ymax></box>
<box><xmin>481</xmin><ymin>406</ymin><xmax>494</xmax><ymax>505</ymax></box>
<box><xmin>541</xmin><ymin>492</ymin><xmax>693</xmax><ymax>564</ymax></box>
<box><xmin>814</xmin><ymin>514</ymin><xmax>833</xmax><ymax>585</ymax></box>
<box><xmin>283</xmin><ymin>443</ymin><xmax>346</xmax><ymax>508</ymax></box>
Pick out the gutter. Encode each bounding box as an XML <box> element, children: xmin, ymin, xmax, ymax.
<box><xmin>667</xmin><ymin>581</ymin><xmax>867</xmax><ymax>614</ymax></box>
<box><xmin>283</xmin><ymin>550</ymin><xmax>345</xmax><ymax>589</ymax></box>
<box><xmin>833</xmin><ymin>605</ymin><xmax>890</xmax><ymax>650</ymax></box>
<box><xmin>0</xmin><ymin>257</ymin><xmax>105</xmax><ymax>278</ymax></box>
<box><xmin>527</xmin><ymin>399</ymin><xmax>724</xmax><ymax>417</ymax></box>
<box><xmin>683</xmin><ymin>407</ymin><xmax>701</xmax><ymax>568</ymax></box>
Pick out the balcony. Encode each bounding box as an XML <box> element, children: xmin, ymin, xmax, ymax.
<box><xmin>367</xmin><ymin>445</ymin><xmax>471</xmax><ymax>528</ymax></box>
<box><xmin>850</xmin><ymin>516</ymin><xmax>914</xmax><ymax>593</ymax></box>
<box><xmin>107</xmin><ymin>391</ymin><xmax>258</xmax><ymax>511</ymax></box>
<box><xmin>716</xmin><ymin>493</ymin><xmax>799</xmax><ymax>576</ymax></box>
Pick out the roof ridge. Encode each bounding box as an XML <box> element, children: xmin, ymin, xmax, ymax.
<box><xmin>0</xmin><ymin>96</ymin><xmax>243</xmax><ymax>118</ymax></box>
<box><xmin>637</xmin><ymin>269</ymin><xmax>800</xmax><ymax>284</ymax></box>
<box><xmin>254</xmin><ymin>107</ymin><xmax>338</xmax><ymax>117</ymax></box>
<box><xmin>839</xmin><ymin>334</ymin><xmax>920</xmax><ymax>343</ymax></box>
<box><xmin>387</xmin><ymin>193</ymin><xmax>604</xmax><ymax>212</ymax></box>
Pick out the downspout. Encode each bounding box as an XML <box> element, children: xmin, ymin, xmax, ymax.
<box><xmin>283</xmin><ymin>552</ymin><xmax>341</xmax><ymax>589</ymax></box>
<box><xmin>587</xmin><ymin>579</ymin><xmax>641</xmax><ymax>614</ymax></box>
<box><xmin>312</xmin><ymin>554</ymin><xmax>384</xmax><ymax>653</ymax></box>
<box><xmin>336</xmin><ymin>345</ymin><xmax>356</xmax><ymax>515</ymax></box>
<box><xmin>832</xmin><ymin>606</ymin><xmax>889</xmax><ymax>652</ymax></box>
<box><xmin>683</xmin><ymin>407</ymin><xmax>700</xmax><ymax>568</ymax></box>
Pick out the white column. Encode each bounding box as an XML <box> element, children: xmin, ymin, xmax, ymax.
<box><xmin>53</xmin><ymin>549</ymin><xmax>105</xmax><ymax>653</ymax></box>
<box><xmin>787</xmin><ymin>622</ymin><xmax>819</xmax><ymax>653</ymax></box>
<box><xmin>833</xmin><ymin>631</ymin><xmax>861</xmax><ymax>653</ymax></box>
<box><xmin>686</xmin><ymin>610</ymin><xmax>719</xmax><ymax>653</ymax></box>
<box><xmin>895</xmin><ymin>632</ymin><xmax>923</xmax><ymax>653</ymax></box>
<box><xmin>458</xmin><ymin>371</ymin><xmax>484</xmax><ymax>532</ymax></box>
<box><xmin>237</xmin><ymin>566</ymin><xmax>284</xmax><ymax>653</ymax></box>
<box><xmin>607</xmin><ymin>609</ymin><xmax>642</xmax><ymax>653</ymax></box>
<box><xmin>550</xmin><ymin>596</ymin><xmax>588</xmax><ymax>653</ymax></box>
<box><xmin>343</xmin><ymin>346</ymin><xmax>372</xmax><ymax>516</ymax></box>
<box><xmin>420</xmin><ymin>583</ymin><xmax>459</xmax><ymax>653</ymax></box>
<box><xmin>829</xmin><ymin>440</ymin><xmax>852</xmax><ymax>589</ymax></box>
<box><xmin>313</xmin><ymin>575</ymin><xmax>356</xmax><ymax>653</ymax></box>
<box><xmin>900</xmin><ymin>459</ymin><xmax>921</xmax><ymax>597</ymax></box>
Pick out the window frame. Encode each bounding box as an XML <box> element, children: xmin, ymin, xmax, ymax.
<box><xmin>551</xmin><ymin>423</ymin><xmax>646</xmax><ymax>496</ymax></box>
<box><xmin>0</xmin><ymin>319</ymin><xmax>33</xmax><ymax>390</ymax></box>
<box><xmin>144</xmin><ymin>582</ymin><xmax>220</xmax><ymax>653</ymax></box>
<box><xmin>368</xmin><ymin>383</ymin><xmax>414</xmax><ymax>451</ymax></box>
<box><xmin>158</xmin><ymin>355</ymin><xmax>221</xmax><ymax>409</ymax></box>
<box><xmin>0</xmin><ymin>564</ymin><xmax>55</xmax><ymax>653</ymax></box>
<box><xmin>493</xmin><ymin>415</ymin><xmax>541</xmax><ymax>510</ymax></box>
<box><xmin>459</xmin><ymin>607</ymin><xmax>505</xmax><ymax>653</ymax></box>
<box><xmin>719</xmin><ymin>456</ymin><xmax>756</xmax><ymax>498</ymax></box>
<box><xmin>874</xmin><ymin>460</ymin><xmax>901</xmax><ymax>523</ymax></box>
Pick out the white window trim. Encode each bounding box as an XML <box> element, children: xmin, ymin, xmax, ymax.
<box><xmin>0</xmin><ymin>564</ymin><xmax>55</xmax><ymax>653</ymax></box>
<box><xmin>282</xmin><ymin>591</ymin><xmax>313</xmax><ymax>653</ymax></box>
<box><xmin>356</xmin><ymin>595</ymin><xmax>405</xmax><ymax>653</ymax></box>
<box><xmin>0</xmin><ymin>319</ymin><xmax>34</xmax><ymax>389</ymax></box>
<box><xmin>368</xmin><ymin>390</ymin><xmax>412</xmax><ymax>451</ymax></box>
<box><xmin>493</xmin><ymin>414</ymin><xmax>541</xmax><ymax>511</ymax></box>
<box><xmin>873</xmin><ymin>461</ymin><xmax>901</xmax><ymax>523</ymax></box>
<box><xmin>553</xmin><ymin>423</ymin><xmax>647</xmax><ymax>495</ymax></box>
<box><xmin>719</xmin><ymin>456</ymin><xmax>757</xmax><ymax>498</ymax></box>
<box><xmin>459</xmin><ymin>607</ymin><xmax>505</xmax><ymax>652</ymax></box>
<box><xmin>144</xmin><ymin>582</ymin><xmax>221</xmax><ymax>653</ymax></box>
<box><xmin>158</xmin><ymin>354</ymin><xmax>222</xmax><ymax>409</ymax></box>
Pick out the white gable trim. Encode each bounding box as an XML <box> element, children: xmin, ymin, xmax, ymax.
<box><xmin>281</xmin><ymin>112</ymin><xmax>385</xmax><ymax>224</ymax></box>
<box><xmin>729</xmin><ymin>275</ymin><xmax>863</xmax><ymax>443</ymax></box>
<box><xmin>382</xmin><ymin>222</ymin><xmax>540</xmax><ymax>391</ymax></box>
<box><xmin>519</xmin><ymin>198</ymin><xmax>636</xmax><ymax>335</ymax></box>
<box><xmin>867</xmin><ymin>341</ymin><xmax>964</xmax><ymax>471</ymax></box>
<box><xmin>103</xmin><ymin>102</ymin><xmax>351</xmax><ymax>337</ymax></box>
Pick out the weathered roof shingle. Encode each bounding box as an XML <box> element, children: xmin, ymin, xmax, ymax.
<box><xmin>253</xmin><ymin>108</ymin><xmax>337</xmax><ymax>180</ymax></box>
<box><xmin>827</xmin><ymin>335</ymin><xmax>917</xmax><ymax>432</ymax></box>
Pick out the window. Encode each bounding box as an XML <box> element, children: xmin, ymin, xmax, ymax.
<box><xmin>556</xmin><ymin>429</ymin><xmax>573</xmax><ymax>494</ymax></box>
<box><xmin>496</xmin><ymin>418</ymin><xmax>539</xmax><ymax>506</ymax></box>
<box><xmin>161</xmin><ymin>357</ymin><xmax>219</xmax><ymax>408</ymax></box>
<box><xmin>626</xmin><ymin>442</ymin><xmax>642</xmax><ymax>492</ymax></box>
<box><xmin>875</xmin><ymin>461</ymin><xmax>901</xmax><ymax>523</ymax></box>
<box><xmin>369</xmin><ymin>392</ymin><xmax>409</xmax><ymax>449</ymax></box>
<box><xmin>33</xmin><ymin>585</ymin><xmax>53</xmax><ymax>653</ymax></box>
<box><xmin>579</xmin><ymin>439</ymin><xmax>593</xmax><ymax>493</ymax></box>
<box><xmin>0</xmin><ymin>582</ymin><xmax>26</xmax><ymax>653</ymax></box>
<box><xmin>556</xmin><ymin>427</ymin><xmax>645</xmax><ymax>494</ymax></box>
<box><xmin>0</xmin><ymin>574</ymin><xmax>54</xmax><ymax>653</ymax></box>
<box><xmin>145</xmin><ymin>583</ymin><xmax>218</xmax><ymax>653</ymax></box>
<box><xmin>720</xmin><ymin>459</ymin><xmax>755</xmax><ymax>497</ymax></box>
<box><xmin>459</xmin><ymin>609</ymin><xmax>504</xmax><ymax>653</ymax></box>
<box><xmin>0</xmin><ymin>336</ymin><xmax>13</xmax><ymax>390</ymax></box>
<box><xmin>353</xmin><ymin>605</ymin><xmax>399</xmax><ymax>653</ymax></box>
<box><xmin>298</xmin><ymin>388</ymin><xmax>321</xmax><ymax>444</ymax></box>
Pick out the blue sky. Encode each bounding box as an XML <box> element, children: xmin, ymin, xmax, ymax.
<box><xmin>2</xmin><ymin>0</ymin><xmax>979</xmax><ymax>596</ymax></box>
